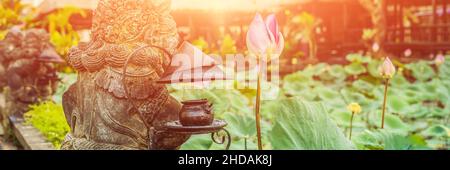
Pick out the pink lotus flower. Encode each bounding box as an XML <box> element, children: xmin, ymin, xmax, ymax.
<box><xmin>435</xmin><ymin>54</ymin><xmax>446</xmax><ymax>66</ymax></box>
<box><xmin>246</xmin><ymin>13</ymin><xmax>284</xmax><ymax>57</ymax></box>
<box><xmin>379</xmin><ymin>57</ymin><xmax>396</xmax><ymax>79</ymax></box>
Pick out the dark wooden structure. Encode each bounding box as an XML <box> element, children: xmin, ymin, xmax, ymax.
<box><xmin>36</xmin><ymin>0</ymin><xmax>450</xmax><ymax>58</ymax></box>
<box><xmin>384</xmin><ymin>0</ymin><xmax>450</xmax><ymax>56</ymax></box>
<box><xmin>302</xmin><ymin>0</ymin><xmax>450</xmax><ymax>57</ymax></box>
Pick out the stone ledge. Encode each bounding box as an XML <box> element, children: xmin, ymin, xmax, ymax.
<box><xmin>9</xmin><ymin>116</ymin><xmax>55</xmax><ymax>150</ymax></box>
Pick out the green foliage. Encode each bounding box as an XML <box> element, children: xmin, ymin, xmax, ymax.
<box><xmin>284</xmin><ymin>11</ymin><xmax>321</xmax><ymax>59</ymax></box>
<box><xmin>24</xmin><ymin>101</ymin><xmax>70</xmax><ymax>149</ymax></box>
<box><xmin>0</xmin><ymin>0</ymin><xmax>34</xmax><ymax>39</ymax></box>
<box><xmin>362</xmin><ymin>28</ymin><xmax>376</xmax><ymax>41</ymax></box>
<box><xmin>53</xmin><ymin>73</ymin><xmax>77</xmax><ymax>103</ymax></box>
<box><xmin>177</xmin><ymin>53</ymin><xmax>450</xmax><ymax>150</ymax></box>
<box><xmin>192</xmin><ymin>37</ymin><xmax>210</xmax><ymax>53</ymax></box>
<box><xmin>282</xmin><ymin>54</ymin><xmax>450</xmax><ymax>150</ymax></box>
<box><xmin>0</xmin><ymin>1</ymin><xmax>83</xmax><ymax>72</ymax></box>
<box><xmin>36</xmin><ymin>54</ymin><xmax>447</xmax><ymax>150</ymax></box>
<box><xmin>353</xmin><ymin>130</ymin><xmax>429</xmax><ymax>150</ymax></box>
<box><xmin>405</xmin><ymin>61</ymin><xmax>436</xmax><ymax>82</ymax></box>
<box><xmin>220</xmin><ymin>34</ymin><xmax>237</xmax><ymax>55</ymax></box>
<box><xmin>269</xmin><ymin>99</ymin><xmax>355</xmax><ymax>150</ymax></box>
<box><xmin>44</xmin><ymin>7</ymin><xmax>85</xmax><ymax>57</ymax></box>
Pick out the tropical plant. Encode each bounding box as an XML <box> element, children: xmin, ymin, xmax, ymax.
<box><xmin>0</xmin><ymin>0</ymin><xmax>84</xmax><ymax>71</ymax></box>
<box><xmin>0</xmin><ymin>0</ymin><xmax>34</xmax><ymax>39</ymax></box>
<box><xmin>359</xmin><ymin>0</ymin><xmax>387</xmax><ymax>53</ymax></box>
<box><xmin>175</xmin><ymin>54</ymin><xmax>450</xmax><ymax>150</ymax></box>
<box><xmin>34</xmin><ymin>7</ymin><xmax>86</xmax><ymax>57</ymax></box>
<box><xmin>285</xmin><ymin>12</ymin><xmax>321</xmax><ymax>60</ymax></box>
<box><xmin>24</xmin><ymin>101</ymin><xmax>70</xmax><ymax>149</ymax></box>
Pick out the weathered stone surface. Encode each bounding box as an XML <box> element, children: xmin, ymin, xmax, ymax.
<box><xmin>9</xmin><ymin>117</ymin><xmax>54</xmax><ymax>150</ymax></box>
<box><xmin>61</xmin><ymin>0</ymin><xmax>190</xmax><ymax>150</ymax></box>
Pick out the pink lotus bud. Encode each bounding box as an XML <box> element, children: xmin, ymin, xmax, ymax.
<box><xmin>404</xmin><ymin>49</ymin><xmax>412</xmax><ymax>57</ymax></box>
<box><xmin>379</xmin><ymin>57</ymin><xmax>396</xmax><ymax>79</ymax></box>
<box><xmin>246</xmin><ymin>13</ymin><xmax>284</xmax><ymax>57</ymax></box>
<box><xmin>435</xmin><ymin>54</ymin><xmax>445</xmax><ymax>66</ymax></box>
<box><xmin>372</xmin><ymin>43</ymin><xmax>380</xmax><ymax>53</ymax></box>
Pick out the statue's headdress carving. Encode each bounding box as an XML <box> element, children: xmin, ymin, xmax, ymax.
<box><xmin>68</xmin><ymin>0</ymin><xmax>179</xmax><ymax>73</ymax></box>
<box><xmin>68</xmin><ymin>0</ymin><xmax>179</xmax><ymax>100</ymax></box>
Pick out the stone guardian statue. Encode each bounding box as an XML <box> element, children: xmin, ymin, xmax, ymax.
<box><xmin>61</xmin><ymin>0</ymin><xmax>190</xmax><ymax>150</ymax></box>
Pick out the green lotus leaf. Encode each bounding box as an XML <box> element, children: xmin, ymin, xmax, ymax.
<box><xmin>223</xmin><ymin>112</ymin><xmax>256</xmax><ymax>138</ymax></box>
<box><xmin>269</xmin><ymin>98</ymin><xmax>355</xmax><ymax>150</ymax></box>
<box><xmin>345</xmin><ymin>63</ymin><xmax>367</xmax><ymax>75</ymax></box>
<box><xmin>314</xmin><ymin>86</ymin><xmax>340</xmax><ymax>100</ymax></box>
<box><xmin>384</xmin><ymin>114</ymin><xmax>410</xmax><ymax>133</ymax></box>
<box><xmin>410</xmin><ymin>121</ymin><xmax>430</xmax><ymax>132</ymax></box>
<box><xmin>429</xmin><ymin>107</ymin><xmax>447</xmax><ymax>117</ymax></box>
<box><xmin>331</xmin><ymin>109</ymin><xmax>366</xmax><ymax>128</ymax></box>
<box><xmin>406</xmin><ymin>61</ymin><xmax>436</xmax><ymax>81</ymax></box>
<box><xmin>438</xmin><ymin>56</ymin><xmax>450</xmax><ymax>79</ymax></box>
<box><xmin>353</xmin><ymin>130</ymin><xmax>427</xmax><ymax>150</ymax></box>
<box><xmin>402</xmin><ymin>88</ymin><xmax>422</xmax><ymax>104</ymax></box>
<box><xmin>180</xmin><ymin>134</ymin><xmax>213</xmax><ymax>150</ymax></box>
<box><xmin>403</xmin><ymin>104</ymin><xmax>429</xmax><ymax>118</ymax></box>
<box><xmin>346</xmin><ymin>53</ymin><xmax>370</xmax><ymax>63</ymax></box>
<box><xmin>314</xmin><ymin>86</ymin><xmax>347</xmax><ymax>109</ymax></box>
<box><xmin>340</xmin><ymin>88</ymin><xmax>371</xmax><ymax>106</ymax></box>
<box><xmin>387</xmin><ymin>95</ymin><xmax>409</xmax><ymax>113</ymax></box>
<box><xmin>328</xmin><ymin>65</ymin><xmax>348</xmax><ymax>81</ymax></box>
<box><xmin>283</xmin><ymin>71</ymin><xmax>313</xmax><ymax>84</ymax></box>
<box><xmin>352</xmin><ymin>80</ymin><xmax>375</xmax><ymax>94</ymax></box>
<box><xmin>318</xmin><ymin>65</ymin><xmax>347</xmax><ymax>82</ymax></box>
<box><xmin>390</xmin><ymin>74</ymin><xmax>410</xmax><ymax>88</ymax></box>
<box><xmin>303</xmin><ymin>63</ymin><xmax>329</xmax><ymax>76</ymax></box>
<box><xmin>422</xmin><ymin>125</ymin><xmax>450</xmax><ymax>138</ymax></box>
<box><xmin>368</xmin><ymin>59</ymin><xmax>382</xmax><ymax>78</ymax></box>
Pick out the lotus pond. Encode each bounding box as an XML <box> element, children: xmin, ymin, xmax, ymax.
<box><xmin>21</xmin><ymin>53</ymin><xmax>450</xmax><ymax>150</ymax></box>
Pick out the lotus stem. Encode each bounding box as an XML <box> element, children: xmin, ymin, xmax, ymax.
<box><xmin>381</xmin><ymin>78</ymin><xmax>390</xmax><ymax>129</ymax></box>
<box><xmin>255</xmin><ymin>69</ymin><xmax>263</xmax><ymax>150</ymax></box>
<box><xmin>244</xmin><ymin>137</ymin><xmax>248</xmax><ymax>150</ymax></box>
<box><xmin>349</xmin><ymin>112</ymin><xmax>355</xmax><ymax>140</ymax></box>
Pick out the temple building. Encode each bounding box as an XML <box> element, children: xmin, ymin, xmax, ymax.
<box><xmin>25</xmin><ymin>0</ymin><xmax>450</xmax><ymax>57</ymax></box>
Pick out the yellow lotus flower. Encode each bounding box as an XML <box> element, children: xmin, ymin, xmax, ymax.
<box><xmin>347</xmin><ymin>103</ymin><xmax>362</xmax><ymax>114</ymax></box>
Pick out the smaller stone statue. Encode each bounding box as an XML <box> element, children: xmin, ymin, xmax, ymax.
<box><xmin>0</xmin><ymin>28</ymin><xmax>63</xmax><ymax>127</ymax></box>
